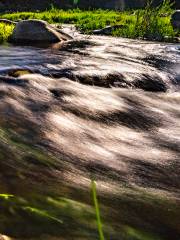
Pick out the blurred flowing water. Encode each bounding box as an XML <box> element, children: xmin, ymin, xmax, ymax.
<box><xmin>0</xmin><ymin>33</ymin><xmax>180</xmax><ymax>240</ymax></box>
<box><xmin>0</xmin><ymin>37</ymin><xmax>179</xmax><ymax>90</ymax></box>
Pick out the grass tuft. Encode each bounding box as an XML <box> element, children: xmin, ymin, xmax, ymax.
<box><xmin>0</xmin><ymin>23</ymin><xmax>14</xmax><ymax>43</ymax></box>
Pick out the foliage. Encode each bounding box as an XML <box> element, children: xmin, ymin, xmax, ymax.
<box><xmin>112</xmin><ymin>0</ymin><xmax>176</xmax><ymax>41</ymax></box>
<box><xmin>0</xmin><ymin>23</ymin><xmax>14</xmax><ymax>43</ymax></box>
<box><xmin>157</xmin><ymin>0</ymin><xmax>174</xmax><ymax>15</ymax></box>
<box><xmin>23</xmin><ymin>206</ymin><xmax>63</xmax><ymax>224</ymax></box>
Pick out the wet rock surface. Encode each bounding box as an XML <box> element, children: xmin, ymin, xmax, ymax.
<box><xmin>92</xmin><ymin>25</ymin><xmax>124</xmax><ymax>35</ymax></box>
<box><xmin>0</xmin><ymin>29</ymin><xmax>180</xmax><ymax>239</ymax></box>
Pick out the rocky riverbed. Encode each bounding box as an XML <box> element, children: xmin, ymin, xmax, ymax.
<box><xmin>0</xmin><ymin>27</ymin><xmax>180</xmax><ymax>240</ymax></box>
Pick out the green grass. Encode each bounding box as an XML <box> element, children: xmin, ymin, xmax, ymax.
<box><xmin>1</xmin><ymin>8</ymin><xmax>121</xmax><ymax>27</ymax></box>
<box><xmin>0</xmin><ymin>193</ymin><xmax>96</xmax><ymax>237</ymax></box>
<box><xmin>0</xmin><ymin>0</ymin><xmax>178</xmax><ymax>42</ymax></box>
<box><xmin>91</xmin><ymin>180</ymin><xmax>105</xmax><ymax>240</ymax></box>
<box><xmin>0</xmin><ymin>23</ymin><xmax>14</xmax><ymax>43</ymax></box>
<box><xmin>112</xmin><ymin>0</ymin><xmax>176</xmax><ymax>41</ymax></box>
<box><xmin>0</xmin><ymin>183</ymin><xmax>178</xmax><ymax>239</ymax></box>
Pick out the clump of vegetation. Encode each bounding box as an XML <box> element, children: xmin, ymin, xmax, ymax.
<box><xmin>0</xmin><ymin>23</ymin><xmax>14</xmax><ymax>43</ymax></box>
<box><xmin>112</xmin><ymin>0</ymin><xmax>175</xmax><ymax>41</ymax></box>
<box><xmin>1</xmin><ymin>8</ymin><xmax>120</xmax><ymax>28</ymax></box>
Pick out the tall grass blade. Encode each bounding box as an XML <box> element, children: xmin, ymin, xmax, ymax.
<box><xmin>91</xmin><ymin>180</ymin><xmax>105</xmax><ymax>240</ymax></box>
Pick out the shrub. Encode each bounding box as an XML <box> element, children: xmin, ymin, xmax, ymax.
<box><xmin>0</xmin><ymin>23</ymin><xmax>14</xmax><ymax>43</ymax></box>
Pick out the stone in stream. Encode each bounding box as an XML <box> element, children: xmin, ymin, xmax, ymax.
<box><xmin>92</xmin><ymin>25</ymin><xmax>124</xmax><ymax>35</ymax></box>
<box><xmin>10</xmin><ymin>19</ymin><xmax>73</xmax><ymax>44</ymax></box>
<box><xmin>171</xmin><ymin>10</ymin><xmax>180</xmax><ymax>30</ymax></box>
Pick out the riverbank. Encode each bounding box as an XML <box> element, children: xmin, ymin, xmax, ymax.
<box><xmin>0</xmin><ymin>4</ymin><xmax>179</xmax><ymax>43</ymax></box>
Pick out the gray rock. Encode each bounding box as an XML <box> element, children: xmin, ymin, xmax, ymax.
<box><xmin>10</xmin><ymin>19</ymin><xmax>73</xmax><ymax>44</ymax></box>
<box><xmin>171</xmin><ymin>10</ymin><xmax>180</xmax><ymax>30</ymax></box>
<box><xmin>92</xmin><ymin>25</ymin><xmax>123</xmax><ymax>35</ymax></box>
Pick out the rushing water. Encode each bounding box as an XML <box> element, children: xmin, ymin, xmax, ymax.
<box><xmin>0</xmin><ymin>34</ymin><xmax>180</xmax><ymax>240</ymax></box>
<box><xmin>0</xmin><ymin>37</ymin><xmax>179</xmax><ymax>89</ymax></box>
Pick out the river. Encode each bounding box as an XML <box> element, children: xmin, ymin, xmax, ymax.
<box><xmin>0</xmin><ymin>33</ymin><xmax>179</xmax><ymax>240</ymax></box>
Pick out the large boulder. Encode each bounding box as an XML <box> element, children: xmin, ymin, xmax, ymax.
<box><xmin>171</xmin><ymin>10</ymin><xmax>180</xmax><ymax>30</ymax></box>
<box><xmin>10</xmin><ymin>19</ymin><xmax>73</xmax><ymax>44</ymax></box>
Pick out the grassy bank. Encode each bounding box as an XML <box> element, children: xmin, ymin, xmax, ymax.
<box><xmin>0</xmin><ymin>0</ymin><xmax>178</xmax><ymax>42</ymax></box>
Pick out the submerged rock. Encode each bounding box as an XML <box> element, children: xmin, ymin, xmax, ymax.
<box><xmin>171</xmin><ymin>10</ymin><xmax>180</xmax><ymax>30</ymax></box>
<box><xmin>10</xmin><ymin>19</ymin><xmax>73</xmax><ymax>44</ymax></box>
